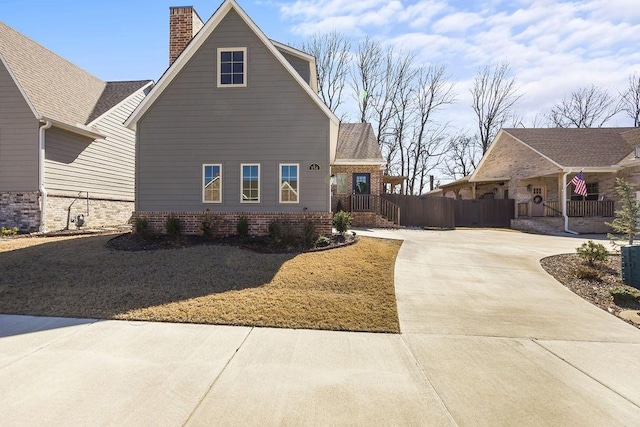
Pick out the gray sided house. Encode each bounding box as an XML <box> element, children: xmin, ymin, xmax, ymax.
<box><xmin>0</xmin><ymin>22</ymin><xmax>152</xmax><ymax>232</ymax></box>
<box><xmin>126</xmin><ymin>0</ymin><xmax>343</xmax><ymax>236</ymax></box>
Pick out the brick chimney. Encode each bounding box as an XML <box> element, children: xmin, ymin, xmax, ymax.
<box><xmin>169</xmin><ymin>6</ymin><xmax>204</xmax><ymax>66</ymax></box>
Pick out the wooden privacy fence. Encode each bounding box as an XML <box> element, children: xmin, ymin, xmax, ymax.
<box><xmin>381</xmin><ymin>195</ymin><xmax>515</xmax><ymax>228</ymax></box>
<box><xmin>381</xmin><ymin>195</ymin><xmax>455</xmax><ymax>229</ymax></box>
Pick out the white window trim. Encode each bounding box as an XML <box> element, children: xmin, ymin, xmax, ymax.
<box><xmin>241</xmin><ymin>163</ymin><xmax>260</xmax><ymax>203</ymax></box>
<box><xmin>202</xmin><ymin>164</ymin><xmax>223</xmax><ymax>203</ymax></box>
<box><xmin>217</xmin><ymin>47</ymin><xmax>247</xmax><ymax>88</ymax></box>
<box><xmin>279</xmin><ymin>163</ymin><xmax>300</xmax><ymax>204</ymax></box>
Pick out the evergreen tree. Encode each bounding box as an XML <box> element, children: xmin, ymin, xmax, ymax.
<box><xmin>606</xmin><ymin>178</ymin><xmax>640</xmax><ymax>245</ymax></box>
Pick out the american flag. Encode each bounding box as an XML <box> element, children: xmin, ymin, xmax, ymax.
<box><xmin>571</xmin><ymin>171</ymin><xmax>588</xmax><ymax>197</ymax></box>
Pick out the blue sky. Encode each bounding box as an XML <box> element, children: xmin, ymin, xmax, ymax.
<box><xmin>3</xmin><ymin>0</ymin><xmax>639</xmax><ymax>130</ymax></box>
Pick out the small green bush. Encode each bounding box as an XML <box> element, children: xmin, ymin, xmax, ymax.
<box><xmin>302</xmin><ymin>221</ymin><xmax>317</xmax><ymax>247</ymax></box>
<box><xmin>572</xmin><ymin>266</ymin><xmax>602</xmax><ymax>281</ymax></box>
<box><xmin>1</xmin><ymin>226</ymin><xmax>19</xmax><ymax>236</ymax></box>
<box><xmin>335</xmin><ymin>199</ymin><xmax>344</xmax><ymax>212</ymax></box>
<box><xmin>576</xmin><ymin>240</ymin><xmax>608</xmax><ymax>266</ymax></box>
<box><xmin>333</xmin><ymin>210</ymin><xmax>352</xmax><ymax>234</ymax></box>
<box><xmin>134</xmin><ymin>218</ymin><xmax>150</xmax><ymax>238</ymax></box>
<box><xmin>237</xmin><ymin>216</ymin><xmax>249</xmax><ymax>237</ymax></box>
<box><xmin>200</xmin><ymin>212</ymin><xmax>217</xmax><ymax>238</ymax></box>
<box><xmin>610</xmin><ymin>286</ymin><xmax>640</xmax><ymax>306</ymax></box>
<box><xmin>315</xmin><ymin>236</ymin><xmax>331</xmax><ymax>248</ymax></box>
<box><xmin>165</xmin><ymin>216</ymin><xmax>182</xmax><ymax>236</ymax></box>
<box><xmin>268</xmin><ymin>220</ymin><xmax>299</xmax><ymax>248</ymax></box>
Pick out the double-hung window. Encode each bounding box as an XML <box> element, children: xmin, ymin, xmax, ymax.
<box><xmin>203</xmin><ymin>164</ymin><xmax>222</xmax><ymax>203</ymax></box>
<box><xmin>279</xmin><ymin>164</ymin><xmax>299</xmax><ymax>203</ymax></box>
<box><xmin>218</xmin><ymin>47</ymin><xmax>246</xmax><ymax>87</ymax></box>
<box><xmin>241</xmin><ymin>164</ymin><xmax>260</xmax><ymax>203</ymax></box>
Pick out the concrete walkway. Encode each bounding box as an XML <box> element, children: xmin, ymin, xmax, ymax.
<box><xmin>1</xmin><ymin>229</ymin><xmax>640</xmax><ymax>425</ymax></box>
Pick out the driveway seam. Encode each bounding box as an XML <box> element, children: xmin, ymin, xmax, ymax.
<box><xmin>532</xmin><ymin>339</ymin><xmax>640</xmax><ymax>410</ymax></box>
<box><xmin>182</xmin><ymin>326</ymin><xmax>254</xmax><ymax>426</ymax></box>
<box><xmin>399</xmin><ymin>335</ymin><xmax>460</xmax><ymax>427</ymax></box>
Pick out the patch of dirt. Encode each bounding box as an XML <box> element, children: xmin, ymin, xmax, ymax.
<box><xmin>541</xmin><ymin>253</ymin><xmax>640</xmax><ymax>329</ymax></box>
<box><xmin>106</xmin><ymin>232</ymin><xmax>357</xmax><ymax>253</ymax></box>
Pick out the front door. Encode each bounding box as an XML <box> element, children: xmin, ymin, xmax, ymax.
<box><xmin>353</xmin><ymin>173</ymin><xmax>371</xmax><ymax>210</ymax></box>
<box><xmin>531</xmin><ymin>185</ymin><xmax>546</xmax><ymax>217</ymax></box>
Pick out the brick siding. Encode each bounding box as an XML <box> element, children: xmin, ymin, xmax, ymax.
<box><xmin>0</xmin><ymin>192</ymin><xmax>40</xmax><ymax>232</ymax></box>
<box><xmin>46</xmin><ymin>195</ymin><xmax>134</xmax><ymax>231</ymax></box>
<box><xmin>132</xmin><ymin>211</ymin><xmax>333</xmax><ymax>237</ymax></box>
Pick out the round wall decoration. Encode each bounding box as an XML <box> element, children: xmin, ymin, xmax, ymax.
<box><xmin>533</xmin><ymin>195</ymin><xmax>543</xmax><ymax>204</ymax></box>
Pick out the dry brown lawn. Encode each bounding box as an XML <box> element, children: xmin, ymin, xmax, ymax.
<box><xmin>0</xmin><ymin>234</ymin><xmax>401</xmax><ymax>333</ymax></box>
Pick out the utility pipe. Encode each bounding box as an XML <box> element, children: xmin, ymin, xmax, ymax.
<box><xmin>562</xmin><ymin>170</ymin><xmax>579</xmax><ymax>235</ymax></box>
<box><xmin>38</xmin><ymin>120</ymin><xmax>52</xmax><ymax>233</ymax></box>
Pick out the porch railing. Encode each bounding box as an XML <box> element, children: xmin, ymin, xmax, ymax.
<box><xmin>518</xmin><ymin>200</ymin><xmax>614</xmax><ymax>217</ymax></box>
<box><xmin>351</xmin><ymin>194</ymin><xmax>400</xmax><ymax>225</ymax></box>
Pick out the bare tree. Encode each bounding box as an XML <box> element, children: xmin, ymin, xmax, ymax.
<box><xmin>442</xmin><ymin>134</ymin><xmax>481</xmax><ymax>179</ymax></box>
<box><xmin>620</xmin><ymin>73</ymin><xmax>640</xmax><ymax>127</ymax></box>
<box><xmin>299</xmin><ymin>31</ymin><xmax>351</xmax><ymax>117</ymax></box>
<box><xmin>547</xmin><ymin>84</ymin><xmax>622</xmax><ymax>128</ymax></box>
<box><xmin>350</xmin><ymin>37</ymin><xmax>383</xmax><ymax>124</ymax></box>
<box><xmin>471</xmin><ymin>62</ymin><xmax>521</xmax><ymax>154</ymax></box>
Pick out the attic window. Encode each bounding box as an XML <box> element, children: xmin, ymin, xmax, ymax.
<box><xmin>218</xmin><ymin>48</ymin><xmax>246</xmax><ymax>87</ymax></box>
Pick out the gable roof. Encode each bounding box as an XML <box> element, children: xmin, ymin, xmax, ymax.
<box><xmin>335</xmin><ymin>123</ymin><xmax>385</xmax><ymax>165</ymax></box>
<box><xmin>0</xmin><ymin>21</ymin><xmax>151</xmax><ymax>128</ymax></box>
<box><xmin>502</xmin><ymin>128</ymin><xmax>637</xmax><ymax>168</ymax></box>
<box><xmin>124</xmin><ymin>0</ymin><xmax>338</xmax><ymax>129</ymax></box>
<box><xmin>87</xmin><ymin>80</ymin><xmax>153</xmax><ymax>124</ymax></box>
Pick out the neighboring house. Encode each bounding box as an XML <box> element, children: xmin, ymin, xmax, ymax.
<box><xmin>433</xmin><ymin>127</ymin><xmax>640</xmax><ymax>233</ymax></box>
<box><xmin>125</xmin><ymin>0</ymin><xmax>398</xmax><ymax>236</ymax></box>
<box><xmin>0</xmin><ymin>22</ymin><xmax>152</xmax><ymax>232</ymax></box>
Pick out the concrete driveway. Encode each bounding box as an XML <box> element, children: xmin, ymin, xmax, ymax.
<box><xmin>1</xmin><ymin>229</ymin><xmax>640</xmax><ymax>425</ymax></box>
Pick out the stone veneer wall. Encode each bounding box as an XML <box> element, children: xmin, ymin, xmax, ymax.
<box><xmin>132</xmin><ymin>211</ymin><xmax>333</xmax><ymax>237</ymax></box>
<box><xmin>46</xmin><ymin>195</ymin><xmax>134</xmax><ymax>231</ymax></box>
<box><xmin>0</xmin><ymin>192</ymin><xmax>40</xmax><ymax>232</ymax></box>
<box><xmin>512</xmin><ymin>216</ymin><xmax>613</xmax><ymax>234</ymax></box>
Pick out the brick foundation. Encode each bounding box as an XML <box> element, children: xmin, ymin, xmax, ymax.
<box><xmin>350</xmin><ymin>212</ymin><xmax>399</xmax><ymax>228</ymax></box>
<box><xmin>46</xmin><ymin>195</ymin><xmax>134</xmax><ymax>231</ymax></box>
<box><xmin>0</xmin><ymin>192</ymin><xmax>40</xmax><ymax>232</ymax></box>
<box><xmin>132</xmin><ymin>211</ymin><xmax>333</xmax><ymax>237</ymax></box>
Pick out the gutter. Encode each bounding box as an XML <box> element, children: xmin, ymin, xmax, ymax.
<box><xmin>561</xmin><ymin>170</ymin><xmax>579</xmax><ymax>235</ymax></box>
<box><xmin>38</xmin><ymin>120</ymin><xmax>52</xmax><ymax>232</ymax></box>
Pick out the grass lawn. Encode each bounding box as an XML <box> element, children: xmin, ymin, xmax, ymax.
<box><xmin>0</xmin><ymin>234</ymin><xmax>402</xmax><ymax>333</ymax></box>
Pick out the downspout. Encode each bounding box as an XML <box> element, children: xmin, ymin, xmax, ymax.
<box><xmin>38</xmin><ymin>120</ymin><xmax>52</xmax><ymax>233</ymax></box>
<box><xmin>562</xmin><ymin>170</ymin><xmax>579</xmax><ymax>235</ymax></box>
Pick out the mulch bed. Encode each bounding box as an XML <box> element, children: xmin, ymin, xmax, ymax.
<box><xmin>541</xmin><ymin>253</ymin><xmax>640</xmax><ymax>329</ymax></box>
<box><xmin>107</xmin><ymin>232</ymin><xmax>357</xmax><ymax>253</ymax></box>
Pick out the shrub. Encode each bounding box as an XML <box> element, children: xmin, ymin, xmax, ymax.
<box><xmin>610</xmin><ymin>286</ymin><xmax>640</xmax><ymax>306</ymax></box>
<box><xmin>1</xmin><ymin>226</ymin><xmax>19</xmax><ymax>236</ymax></box>
<box><xmin>237</xmin><ymin>216</ymin><xmax>249</xmax><ymax>237</ymax></box>
<box><xmin>302</xmin><ymin>221</ymin><xmax>317</xmax><ymax>248</ymax></box>
<box><xmin>572</xmin><ymin>266</ymin><xmax>601</xmax><ymax>281</ymax></box>
<box><xmin>315</xmin><ymin>236</ymin><xmax>331</xmax><ymax>248</ymax></box>
<box><xmin>576</xmin><ymin>240</ymin><xmax>608</xmax><ymax>266</ymax></box>
<box><xmin>333</xmin><ymin>210</ymin><xmax>352</xmax><ymax>234</ymax></box>
<box><xmin>268</xmin><ymin>220</ymin><xmax>299</xmax><ymax>248</ymax></box>
<box><xmin>200</xmin><ymin>211</ymin><xmax>217</xmax><ymax>238</ymax></box>
<box><xmin>134</xmin><ymin>218</ymin><xmax>150</xmax><ymax>238</ymax></box>
<box><xmin>165</xmin><ymin>216</ymin><xmax>182</xmax><ymax>237</ymax></box>
<box><xmin>335</xmin><ymin>199</ymin><xmax>344</xmax><ymax>212</ymax></box>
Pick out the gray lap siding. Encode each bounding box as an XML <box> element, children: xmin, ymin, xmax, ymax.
<box><xmin>136</xmin><ymin>9</ymin><xmax>330</xmax><ymax>213</ymax></box>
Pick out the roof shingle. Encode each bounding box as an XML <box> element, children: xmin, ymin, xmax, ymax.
<box><xmin>336</xmin><ymin>123</ymin><xmax>384</xmax><ymax>163</ymax></box>
<box><xmin>0</xmin><ymin>22</ymin><xmax>150</xmax><ymax>127</ymax></box>
<box><xmin>503</xmin><ymin>127</ymin><xmax>638</xmax><ymax>167</ymax></box>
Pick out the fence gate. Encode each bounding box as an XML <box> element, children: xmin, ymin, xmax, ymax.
<box><xmin>454</xmin><ymin>199</ymin><xmax>515</xmax><ymax>227</ymax></box>
<box><xmin>381</xmin><ymin>195</ymin><xmax>455</xmax><ymax>228</ymax></box>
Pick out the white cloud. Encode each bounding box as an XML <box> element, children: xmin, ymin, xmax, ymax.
<box><xmin>276</xmin><ymin>0</ymin><xmax>640</xmax><ymax>129</ymax></box>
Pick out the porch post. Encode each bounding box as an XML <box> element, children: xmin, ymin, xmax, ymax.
<box><xmin>562</xmin><ymin>170</ymin><xmax>579</xmax><ymax>234</ymax></box>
